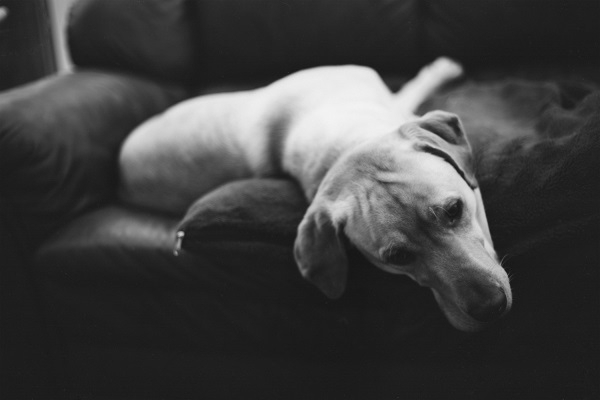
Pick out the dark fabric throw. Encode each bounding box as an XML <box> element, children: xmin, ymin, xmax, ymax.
<box><xmin>424</xmin><ymin>80</ymin><xmax>600</xmax><ymax>258</ymax></box>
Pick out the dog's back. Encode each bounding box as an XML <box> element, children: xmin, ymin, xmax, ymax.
<box><xmin>119</xmin><ymin>61</ymin><xmax>462</xmax><ymax>212</ymax></box>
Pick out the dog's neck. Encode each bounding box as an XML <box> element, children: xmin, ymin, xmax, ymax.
<box><xmin>281</xmin><ymin>116</ymin><xmax>405</xmax><ymax>200</ymax></box>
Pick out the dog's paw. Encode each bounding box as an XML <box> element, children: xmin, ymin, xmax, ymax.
<box><xmin>427</xmin><ymin>57</ymin><xmax>464</xmax><ymax>82</ymax></box>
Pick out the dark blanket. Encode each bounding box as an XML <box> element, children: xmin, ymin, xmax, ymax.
<box><xmin>424</xmin><ymin>80</ymin><xmax>600</xmax><ymax>258</ymax></box>
<box><xmin>178</xmin><ymin>80</ymin><xmax>599</xmax><ymax>398</ymax></box>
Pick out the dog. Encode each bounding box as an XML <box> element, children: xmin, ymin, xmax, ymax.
<box><xmin>119</xmin><ymin>58</ymin><xmax>512</xmax><ymax>332</ymax></box>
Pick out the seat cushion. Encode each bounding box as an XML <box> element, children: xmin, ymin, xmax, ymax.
<box><xmin>35</xmin><ymin>204</ymin><xmax>448</xmax><ymax>359</ymax></box>
<box><xmin>35</xmin><ymin>205</ymin><xmax>599</xmax><ymax>398</ymax></box>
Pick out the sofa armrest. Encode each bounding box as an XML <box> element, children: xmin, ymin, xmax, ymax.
<box><xmin>0</xmin><ymin>71</ymin><xmax>186</xmax><ymax>248</ymax></box>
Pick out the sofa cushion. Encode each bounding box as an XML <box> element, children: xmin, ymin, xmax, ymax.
<box><xmin>178</xmin><ymin>179</ymin><xmax>306</xmax><ymax>249</ymax></box>
<box><xmin>193</xmin><ymin>0</ymin><xmax>419</xmax><ymax>80</ymax></box>
<box><xmin>35</xmin><ymin>204</ymin><xmax>442</xmax><ymax>358</ymax></box>
<box><xmin>67</xmin><ymin>0</ymin><xmax>599</xmax><ymax>84</ymax></box>
<box><xmin>0</xmin><ymin>72</ymin><xmax>184</xmax><ymax>246</ymax></box>
<box><xmin>68</xmin><ymin>0</ymin><xmax>198</xmax><ymax>83</ymax></box>
<box><xmin>193</xmin><ymin>0</ymin><xmax>600</xmax><ymax>81</ymax></box>
<box><xmin>423</xmin><ymin>0</ymin><xmax>600</xmax><ymax>67</ymax></box>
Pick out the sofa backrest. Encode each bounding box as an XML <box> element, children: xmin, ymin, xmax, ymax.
<box><xmin>67</xmin><ymin>0</ymin><xmax>600</xmax><ymax>85</ymax></box>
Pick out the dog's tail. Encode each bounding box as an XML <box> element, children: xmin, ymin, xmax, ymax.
<box><xmin>392</xmin><ymin>57</ymin><xmax>463</xmax><ymax>115</ymax></box>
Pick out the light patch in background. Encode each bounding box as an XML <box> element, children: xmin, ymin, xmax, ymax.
<box><xmin>49</xmin><ymin>0</ymin><xmax>76</xmax><ymax>73</ymax></box>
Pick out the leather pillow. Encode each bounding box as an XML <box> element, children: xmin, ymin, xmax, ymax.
<box><xmin>68</xmin><ymin>0</ymin><xmax>197</xmax><ymax>83</ymax></box>
<box><xmin>178</xmin><ymin>179</ymin><xmax>307</xmax><ymax>253</ymax></box>
<box><xmin>0</xmin><ymin>72</ymin><xmax>184</xmax><ymax>246</ymax></box>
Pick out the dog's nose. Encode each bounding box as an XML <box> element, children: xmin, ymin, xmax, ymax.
<box><xmin>466</xmin><ymin>288</ymin><xmax>507</xmax><ymax>323</ymax></box>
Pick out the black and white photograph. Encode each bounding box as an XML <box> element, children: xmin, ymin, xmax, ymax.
<box><xmin>1</xmin><ymin>0</ymin><xmax>598</xmax><ymax>399</ymax></box>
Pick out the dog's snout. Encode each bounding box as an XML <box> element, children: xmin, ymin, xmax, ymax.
<box><xmin>465</xmin><ymin>287</ymin><xmax>507</xmax><ymax>323</ymax></box>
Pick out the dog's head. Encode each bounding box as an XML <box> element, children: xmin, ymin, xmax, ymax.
<box><xmin>294</xmin><ymin>110</ymin><xmax>512</xmax><ymax>332</ymax></box>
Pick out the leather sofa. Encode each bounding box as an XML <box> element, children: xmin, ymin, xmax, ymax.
<box><xmin>1</xmin><ymin>0</ymin><xmax>598</xmax><ymax>399</ymax></box>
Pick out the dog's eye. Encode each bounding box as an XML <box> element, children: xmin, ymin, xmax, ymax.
<box><xmin>389</xmin><ymin>249</ymin><xmax>416</xmax><ymax>266</ymax></box>
<box><xmin>444</xmin><ymin>199</ymin><xmax>463</xmax><ymax>222</ymax></box>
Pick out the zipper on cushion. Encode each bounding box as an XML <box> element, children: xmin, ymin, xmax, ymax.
<box><xmin>173</xmin><ymin>230</ymin><xmax>185</xmax><ymax>256</ymax></box>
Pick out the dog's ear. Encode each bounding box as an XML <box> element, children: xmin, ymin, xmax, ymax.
<box><xmin>294</xmin><ymin>200</ymin><xmax>348</xmax><ymax>299</ymax></box>
<box><xmin>413</xmin><ymin>110</ymin><xmax>478</xmax><ymax>189</ymax></box>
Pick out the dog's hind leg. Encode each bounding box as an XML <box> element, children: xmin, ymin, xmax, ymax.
<box><xmin>392</xmin><ymin>57</ymin><xmax>463</xmax><ymax>115</ymax></box>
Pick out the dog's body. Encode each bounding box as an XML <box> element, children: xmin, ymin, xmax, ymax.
<box><xmin>120</xmin><ymin>65</ymin><xmax>426</xmax><ymax>209</ymax></box>
<box><xmin>119</xmin><ymin>58</ymin><xmax>512</xmax><ymax>332</ymax></box>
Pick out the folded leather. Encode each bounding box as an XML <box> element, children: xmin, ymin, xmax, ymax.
<box><xmin>0</xmin><ymin>72</ymin><xmax>186</xmax><ymax>247</ymax></box>
<box><xmin>178</xmin><ymin>179</ymin><xmax>307</xmax><ymax>249</ymax></box>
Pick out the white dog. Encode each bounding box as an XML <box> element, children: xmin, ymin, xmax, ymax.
<box><xmin>119</xmin><ymin>58</ymin><xmax>512</xmax><ymax>332</ymax></box>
